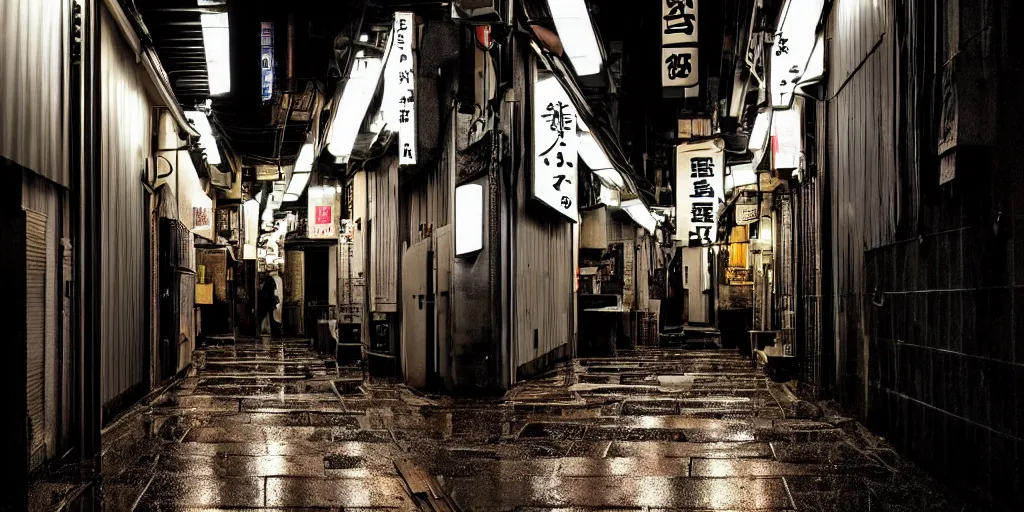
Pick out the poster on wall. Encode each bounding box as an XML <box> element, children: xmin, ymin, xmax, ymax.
<box><xmin>675</xmin><ymin>140</ymin><xmax>724</xmax><ymax>246</ymax></box>
<box><xmin>384</xmin><ymin>11</ymin><xmax>417</xmax><ymax>166</ymax></box>
<box><xmin>661</xmin><ymin>0</ymin><xmax>699</xmax><ymax>97</ymax></box>
<box><xmin>532</xmin><ymin>76</ymin><xmax>578</xmax><ymax>222</ymax></box>
<box><xmin>307</xmin><ymin>186</ymin><xmax>337</xmax><ymax>239</ymax></box>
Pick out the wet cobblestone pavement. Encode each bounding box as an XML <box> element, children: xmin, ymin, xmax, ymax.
<box><xmin>30</xmin><ymin>338</ymin><xmax>973</xmax><ymax>511</ymax></box>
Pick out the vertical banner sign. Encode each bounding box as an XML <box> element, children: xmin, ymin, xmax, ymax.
<box><xmin>675</xmin><ymin>141</ymin><xmax>724</xmax><ymax>246</ymax></box>
<box><xmin>532</xmin><ymin>77</ymin><xmax>578</xmax><ymax>222</ymax></box>
<box><xmin>307</xmin><ymin>186</ymin><xmax>337</xmax><ymax>239</ymax></box>
<box><xmin>771</xmin><ymin>104</ymin><xmax>802</xmax><ymax>170</ymax></box>
<box><xmin>243</xmin><ymin>199</ymin><xmax>258</xmax><ymax>260</ymax></box>
<box><xmin>260</xmin><ymin>22</ymin><xmax>274</xmax><ymax>102</ymax></box>
<box><xmin>392</xmin><ymin>12</ymin><xmax>417</xmax><ymax>166</ymax></box>
<box><xmin>661</xmin><ymin>0</ymin><xmax>699</xmax><ymax>97</ymax></box>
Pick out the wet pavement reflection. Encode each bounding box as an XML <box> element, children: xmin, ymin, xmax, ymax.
<box><xmin>29</xmin><ymin>339</ymin><xmax>970</xmax><ymax>511</ymax></box>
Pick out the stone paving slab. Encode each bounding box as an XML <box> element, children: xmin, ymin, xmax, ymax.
<box><xmin>28</xmin><ymin>339</ymin><xmax>975</xmax><ymax>511</ymax></box>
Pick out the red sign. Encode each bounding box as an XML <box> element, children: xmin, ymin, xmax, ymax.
<box><xmin>315</xmin><ymin>205</ymin><xmax>332</xmax><ymax>225</ymax></box>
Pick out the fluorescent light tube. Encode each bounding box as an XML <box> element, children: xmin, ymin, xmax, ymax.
<box><xmin>621</xmin><ymin>199</ymin><xmax>657</xmax><ymax>234</ymax></box>
<box><xmin>295</xmin><ymin>143</ymin><xmax>314</xmax><ymax>173</ymax></box>
<box><xmin>547</xmin><ymin>0</ymin><xmax>603</xmax><ymax>76</ymax></box>
<box><xmin>285</xmin><ymin>170</ymin><xmax>310</xmax><ymax>199</ymax></box>
<box><xmin>200</xmin><ymin>9</ymin><xmax>231</xmax><ymax>95</ymax></box>
<box><xmin>327</xmin><ymin>57</ymin><xmax>384</xmax><ymax>159</ymax></box>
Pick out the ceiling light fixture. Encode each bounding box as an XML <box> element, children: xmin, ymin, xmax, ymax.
<box><xmin>546</xmin><ymin>0</ymin><xmax>604</xmax><ymax>76</ymax></box>
<box><xmin>621</xmin><ymin>198</ymin><xmax>658</xmax><ymax>234</ymax></box>
<box><xmin>327</xmin><ymin>56</ymin><xmax>384</xmax><ymax>161</ymax></box>
<box><xmin>198</xmin><ymin>1</ymin><xmax>231</xmax><ymax>95</ymax></box>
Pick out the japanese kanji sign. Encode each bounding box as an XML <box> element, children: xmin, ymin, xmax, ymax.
<box><xmin>676</xmin><ymin>141</ymin><xmax>723</xmax><ymax>246</ymax></box>
<box><xmin>661</xmin><ymin>0</ymin><xmax>699</xmax><ymax>95</ymax></box>
<box><xmin>532</xmin><ymin>76</ymin><xmax>578</xmax><ymax>222</ymax></box>
<box><xmin>385</xmin><ymin>12</ymin><xmax>417</xmax><ymax>166</ymax></box>
<box><xmin>307</xmin><ymin>186</ymin><xmax>337</xmax><ymax>239</ymax></box>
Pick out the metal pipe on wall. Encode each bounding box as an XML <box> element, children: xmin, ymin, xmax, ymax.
<box><xmin>70</xmin><ymin>0</ymin><xmax>102</xmax><ymax>479</ymax></box>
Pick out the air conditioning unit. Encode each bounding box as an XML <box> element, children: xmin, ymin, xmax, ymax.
<box><xmin>451</xmin><ymin>0</ymin><xmax>511</xmax><ymax>25</ymax></box>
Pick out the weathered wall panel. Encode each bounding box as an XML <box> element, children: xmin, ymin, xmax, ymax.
<box><xmin>403</xmin><ymin>151</ymin><xmax>451</xmax><ymax>245</ymax></box>
<box><xmin>21</xmin><ymin>173</ymin><xmax>64</xmax><ymax>470</ymax></box>
<box><xmin>99</xmin><ymin>6</ymin><xmax>151</xmax><ymax>410</ymax></box>
<box><xmin>0</xmin><ymin>0</ymin><xmax>70</xmax><ymax>186</ymax></box>
<box><xmin>512</xmin><ymin>170</ymin><xmax>574</xmax><ymax>374</ymax></box>
<box><xmin>369</xmin><ymin>157</ymin><xmax>399</xmax><ymax>312</ymax></box>
<box><xmin>826</xmin><ymin>0</ymin><xmax>898</xmax><ymax>414</ymax></box>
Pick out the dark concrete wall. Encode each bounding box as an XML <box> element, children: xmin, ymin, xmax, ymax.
<box><xmin>451</xmin><ymin>174</ymin><xmax>498</xmax><ymax>391</ymax></box>
<box><xmin>825</xmin><ymin>0</ymin><xmax>1024</xmax><ymax>508</ymax></box>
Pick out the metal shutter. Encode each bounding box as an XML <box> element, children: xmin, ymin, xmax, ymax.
<box><xmin>25</xmin><ymin>209</ymin><xmax>47</xmax><ymax>470</ymax></box>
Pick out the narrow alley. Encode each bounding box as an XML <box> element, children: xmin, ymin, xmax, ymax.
<box><xmin>3</xmin><ymin>0</ymin><xmax>1022</xmax><ymax>510</ymax></box>
<box><xmin>30</xmin><ymin>338</ymin><xmax>964</xmax><ymax>511</ymax></box>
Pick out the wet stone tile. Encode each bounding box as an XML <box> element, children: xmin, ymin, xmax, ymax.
<box><xmin>444</xmin><ymin>475</ymin><xmax>794</xmax><ymax>510</ymax></box>
<box><xmin>689</xmin><ymin>458</ymin><xmax>834</xmax><ymax>477</ymax></box>
<box><xmin>264</xmin><ymin>476</ymin><xmax>411</xmax><ymax>508</ymax></box>
<box><xmin>224</xmin><ymin>455</ymin><xmax>326</xmax><ymax>477</ymax></box>
<box><xmin>140</xmin><ymin>475</ymin><xmax>264</xmax><ymax>508</ymax></box>
<box><xmin>605</xmin><ymin>441</ymin><xmax>773</xmax><ymax>459</ymax></box>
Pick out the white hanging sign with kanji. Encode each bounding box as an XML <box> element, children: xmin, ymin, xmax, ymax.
<box><xmin>676</xmin><ymin>140</ymin><xmax>724</xmax><ymax>246</ymax></box>
<box><xmin>385</xmin><ymin>12</ymin><xmax>417</xmax><ymax>165</ymax></box>
<box><xmin>661</xmin><ymin>0</ymin><xmax>700</xmax><ymax>96</ymax></box>
<box><xmin>532</xmin><ymin>76</ymin><xmax>578</xmax><ymax>222</ymax></box>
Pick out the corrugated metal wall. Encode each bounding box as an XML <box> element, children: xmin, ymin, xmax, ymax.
<box><xmin>796</xmin><ymin>173</ymin><xmax>826</xmax><ymax>389</ymax></box>
<box><xmin>369</xmin><ymin>157</ymin><xmax>399</xmax><ymax>312</ymax></box>
<box><xmin>99</xmin><ymin>6</ymin><xmax>151</xmax><ymax>408</ymax></box>
<box><xmin>403</xmin><ymin>148</ymin><xmax>452</xmax><ymax>244</ymax></box>
<box><xmin>21</xmin><ymin>173</ymin><xmax>64</xmax><ymax>470</ymax></box>
<box><xmin>0</xmin><ymin>0</ymin><xmax>70</xmax><ymax>186</ymax></box>
<box><xmin>512</xmin><ymin>170</ymin><xmax>574</xmax><ymax>371</ymax></box>
<box><xmin>826</xmin><ymin>0</ymin><xmax>898</xmax><ymax>412</ymax></box>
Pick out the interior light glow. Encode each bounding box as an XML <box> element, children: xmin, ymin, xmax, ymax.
<box><xmin>771</xmin><ymin>0</ymin><xmax>825</xmax><ymax>108</ymax></box>
<box><xmin>327</xmin><ymin>57</ymin><xmax>384</xmax><ymax>160</ymax></box>
<box><xmin>546</xmin><ymin>0</ymin><xmax>603</xmax><ymax>76</ymax></box>
<box><xmin>621</xmin><ymin>198</ymin><xmax>658</xmax><ymax>234</ymax></box>
<box><xmin>455</xmin><ymin>184</ymin><xmax>484</xmax><ymax>256</ymax></box>
<box><xmin>183</xmin><ymin>110</ymin><xmax>222</xmax><ymax>165</ymax></box>
<box><xmin>198</xmin><ymin>1</ymin><xmax>231</xmax><ymax>95</ymax></box>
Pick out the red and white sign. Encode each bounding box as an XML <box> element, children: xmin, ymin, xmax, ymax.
<box><xmin>307</xmin><ymin>186</ymin><xmax>337</xmax><ymax>239</ymax></box>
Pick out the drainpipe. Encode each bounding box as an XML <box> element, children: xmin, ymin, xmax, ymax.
<box><xmin>72</xmin><ymin>0</ymin><xmax>102</xmax><ymax>477</ymax></box>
